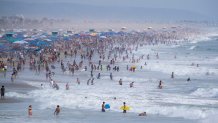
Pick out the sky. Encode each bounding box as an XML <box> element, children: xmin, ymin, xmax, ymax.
<box><xmin>0</xmin><ymin>0</ymin><xmax>217</xmax><ymax>21</ymax></box>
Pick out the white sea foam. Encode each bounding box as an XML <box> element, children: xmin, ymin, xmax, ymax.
<box><xmin>142</xmin><ymin>61</ymin><xmax>218</xmax><ymax>76</ymax></box>
<box><xmin>214</xmin><ymin>57</ymin><xmax>218</xmax><ymax>61</ymax></box>
<box><xmin>190</xmin><ymin>35</ymin><xmax>211</xmax><ymax>44</ymax></box>
<box><xmin>16</xmin><ymin>81</ymin><xmax>216</xmax><ymax>120</ymax></box>
<box><xmin>6</xmin><ymin>92</ymin><xmax>28</xmax><ymax>98</ymax></box>
<box><xmin>189</xmin><ymin>46</ymin><xmax>196</xmax><ymax>50</ymax></box>
<box><xmin>191</xmin><ymin>88</ymin><xmax>218</xmax><ymax>98</ymax></box>
<box><xmin>201</xmin><ymin>112</ymin><xmax>218</xmax><ymax>123</ymax></box>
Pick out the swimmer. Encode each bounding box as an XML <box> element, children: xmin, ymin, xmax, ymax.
<box><xmin>138</xmin><ymin>112</ymin><xmax>147</xmax><ymax>116</ymax></box>
<box><xmin>54</xmin><ymin>105</ymin><xmax>60</xmax><ymax>115</ymax></box>
<box><xmin>187</xmin><ymin>77</ymin><xmax>191</xmax><ymax>81</ymax></box>
<box><xmin>28</xmin><ymin>105</ymin><xmax>32</xmax><ymax>116</ymax></box>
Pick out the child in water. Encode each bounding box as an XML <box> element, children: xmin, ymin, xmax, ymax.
<box><xmin>28</xmin><ymin>105</ymin><xmax>32</xmax><ymax>116</ymax></box>
<box><xmin>54</xmin><ymin>105</ymin><xmax>60</xmax><ymax>115</ymax></box>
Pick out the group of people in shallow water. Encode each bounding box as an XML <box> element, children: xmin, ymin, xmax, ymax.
<box><xmin>28</xmin><ymin>105</ymin><xmax>60</xmax><ymax>116</ymax></box>
<box><xmin>27</xmin><ymin>102</ymin><xmax>146</xmax><ymax>117</ymax></box>
<box><xmin>0</xmin><ymin>28</ymin><xmax>200</xmax><ymax>120</ymax></box>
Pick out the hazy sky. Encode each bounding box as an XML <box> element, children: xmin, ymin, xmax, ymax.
<box><xmin>2</xmin><ymin>0</ymin><xmax>215</xmax><ymax>12</ymax></box>
<box><xmin>0</xmin><ymin>0</ymin><xmax>217</xmax><ymax>20</ymax></box>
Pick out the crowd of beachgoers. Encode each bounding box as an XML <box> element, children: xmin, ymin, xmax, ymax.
<box><xmin>0</xmin><ymin>24</ymin><xmax>209</xmax><ymax>117</ymax></box>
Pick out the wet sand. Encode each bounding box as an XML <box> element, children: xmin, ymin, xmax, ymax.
<box><xmin>0</xmin><ymin>98</ymin><xmax>21</xmax><ymax>103</ymax></box>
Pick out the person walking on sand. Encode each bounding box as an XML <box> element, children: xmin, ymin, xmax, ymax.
<box><xmin>28</xmin><ymin>105</ymin><xmax>32</xmax><ymax>116</ymax></box>
<box><xmin>54</xmin><ymin>105</ymin><xmax>60</xmax><ymax>115</ymax></box>
<box><xmin>1</xmin><ymin>86</ymin><xmax>5</xmax><ymax>99</ymax></box>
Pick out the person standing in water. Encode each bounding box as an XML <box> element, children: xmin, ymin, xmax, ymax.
<box><xmin>66</xmin><ymin>83</ymin><xmax>69</xmax><ymax>90</ymax></box>
<box><xmin>101</xmin><ymin>102</ymin><xmax>105</xmax><ymax>112</ymax></box>
<box><xmin>97</xmin><ymin>73</ymin><xmax>101</xmax><ymax>79</ymax></box>
<box><xmin>77</xmin><ymin>78</ymin><xmax>80</xmax><ymax>85</ymax></box>
<box><xmin>1</xmin><ymin>86</ymin><xmax>5</xmax><ymax>99</ymax></box>
<box><xmin>110</xmin><ymin>73</ymin><xmax>113</xmax><ymax>80</ymax></box>
<box><xmin>171</xmin><ymin>72</ymin><xmax>174</xmax><ymax>78</ymax></box>
<box><xmin>130</xmin><ymin>82</ymin><xmax>134</xmax><ymax>88</ymax></box>
<box><xmin>119</xmin><ymin>79</ymin><xmax>123</xmax><ymax>85</ymax></box>
<box><xmin>28</xmin><ymin>105</ymin><xmax>32</xmax><ymax>116</ymax></box>
<box><xmin>123</xmin><ymin>102</ymin><xmax>127</xmax><ymax>113</ymax></box>
<box><xmin>158</xmin><ymin>80</ymin><xmax>163</xmax><ymax>89</ymax></box>
<box><xmin>54</xmin><ymin>105</ymin><xmax>60</xmax><ymax>115</ymax></box>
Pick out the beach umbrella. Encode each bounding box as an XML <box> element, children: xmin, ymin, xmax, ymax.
<box><xmin>24</xmin><ymin>38</ymin><xmax>35</xmax><ymax>41</ymax></box>
<box><xmin>44</xmin><ymin>39</ymin><xmax>52</xmax><ymax>42</ymax></box>
<box><xmin>13</xmin><ymin>40</ymin><xmax>28</xmax><ymax>44</ymax></box>
<box><xmin>100</xmin><ymin>36</ymin><xmax>107</xmax><ymax>39</ymax></box>
<box><xmin>36</xmin><ymin>41</ymin><xmax>50</xmax><ymax>47</ymax></box>
<box><xmin>90</xmin><ymin>33</ymin><xmax>98</xmax><ymax>36</ymax></box>
<box><xmin>121</xmin><ymin>27</ymin><xmax>127</xmax><ymax>30</ymax></box>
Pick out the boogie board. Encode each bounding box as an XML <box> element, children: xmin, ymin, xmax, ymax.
<box><xmin>120</xmin><ymin>106</ymin><xmax>130</xmax><ymax>110</ymax></box>
<box><xmin>105</xmin><ymin>104</ymin><xmax>110</xmax><ymax>109</ymax></box>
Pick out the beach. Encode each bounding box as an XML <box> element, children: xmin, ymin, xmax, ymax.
<box><xmin>1</xmin><ymin>31</ymin><xmax>218</xmax><ymax>123</ymax></box>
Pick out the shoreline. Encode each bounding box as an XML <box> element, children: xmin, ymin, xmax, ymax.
<box><xmin>0</xmin><ymin>81</ymin><xmax>38</xmax><ymax>103</ymax></box>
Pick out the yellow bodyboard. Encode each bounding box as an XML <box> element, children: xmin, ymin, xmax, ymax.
<box><xmin>120</xmin><ymin>106</ymin><xmax>130</xmax><ymax>110</ymax></box>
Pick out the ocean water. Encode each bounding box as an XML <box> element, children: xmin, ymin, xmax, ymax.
<box><xmin>1</xmin><ymin>35</ymin><xmax>218</xmax><ymax>123</ymax></box>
